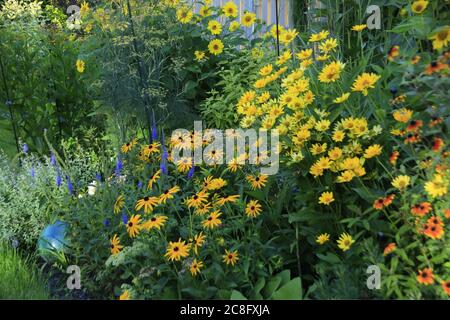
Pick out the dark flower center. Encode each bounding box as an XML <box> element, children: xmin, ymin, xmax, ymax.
<box><xmin>144</xmin><ymin>197</ymin><xmax>149</xmax><ymax>201</ymax></box>
<box><xmin>193</xmin><ymin>195</ymin><xmax>198</xmax><ymax>200</ymax></box>
<box><xmin>228</xmin><ymin>254</ymin><xmax>233</xmax><ymax>259</ymax></box>
<box><xmin>151</xmin><ymin>217</ymin><xmax>156</xmax><ymax>222</ymax></box>
<box><xmin>174</xmin><ymin>247</ymin><xmax>179</xmax><ymax>252</ymax></box>
<box><xmin>251</xmin><ymin>206</ymin><xmax>255</xmax><ymax>210</ymax></box>
<box><xmin>128</xmin><ymin>222</ymin><xmax>133</xmax><ymax>227</ymax></box>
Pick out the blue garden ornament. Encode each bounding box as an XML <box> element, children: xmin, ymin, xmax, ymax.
<box><xmin>37</xmin><ymin>220</ymin><xmax>69</xmax><ymax>262</ymax></box>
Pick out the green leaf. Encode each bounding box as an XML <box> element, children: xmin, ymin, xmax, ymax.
<box><xmin>230</xmin><ymin>290</ymin><xmax>247</xmax><ymax>300</ymax></box>
<box><xmin>272</xmin><ymin>277</ymin><xmax>302</xmax><ymax>300</ymax></box>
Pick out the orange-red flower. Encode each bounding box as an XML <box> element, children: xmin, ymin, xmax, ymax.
<box><xmin>388</xmin><ymin>45</ymin><xmax>400</xmax><ymax>61</ymax></box>
<box><xmin>425</xmin><ymin>61</ymin><xmax>446</xmax><ymax>75</ymax></box>
<box><xmin>445</xmin><ymin>208</ymin><xmax>450</xmax><ymax>219</ymax></box>
<box><xmin>427</xmin><ymin>215</ymin><xmax>444</xmax><ymax>227</ymax></box>
<box><xmin>383</xmin><ymin>243</ymin><xmax>396</xmax><ymax>256</ymax></box>
<box><xmin>442</xmin><ymin>280</ymin><xmax>450</xmax><ymax>296</ymax></box>
<box><xmin>373</xmin><ymin>194</ymin><xmax>395</xmax><ymax>210</ymax></box>
<box><xmin>389</xmin><ymin>151</ymin><xmax>399</xmax><ymax>165</ymax></box>
<box><xmin>410</xmin><ymin>202</ymin><xmax>432</xmax><ymax>216</ymax></box>
<box><xmin>417</xmin><ymin>268</ymin><xmax>434</xmax><ymax>285</ymax></box>
<box><xmin>432</xmin><ymin>137</ymin><xmax>444</xmax><ymax>152</ymax></box>
<box><xmin>406</xmin><ymin>120</ymin><xmax>423</xmax><ymax>132</ymax></box>
<box><xmin>423</xmin><ymin>223</ymin><xmax>444</xmax><ymax>239</ymax></box>
<box><xmin>429</xmin><ymin>116</ymin><xmax>443</xmax><ymax>127</ymax></box>
<box><xmin>404</xmin><ymin>133</ymin><xmax>420</xmax><ymax>144</ymax></box>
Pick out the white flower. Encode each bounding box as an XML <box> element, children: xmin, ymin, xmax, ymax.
<box><xmin>87</xmin><ymin>181</ymin><xmax>97</xmax><ymax>196</ymax></box>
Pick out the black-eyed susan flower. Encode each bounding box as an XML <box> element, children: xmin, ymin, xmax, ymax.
<box><xmin>126</xmin><ymin>214</ymin><xmax>142</xmax><ymax>238</ymax></box>
<box><xmin>222</xmin><ymin>249</ymin><xmax>239</xmax><ymax>266</ymax></box>
<box><xmin>363</xmin><ymin>144</ymin><xmax>382</xmax><ymax>159</ymax></box>
<box><xmin>76</xmin><ymin>59</ymin><xmax>85</xmax><ymax>73</ymax></box>
<box><xmin>194</xmin><ymin>202</ymin><xmax>212</xmax><ymax>215</ymax></box>
<box><xmin>142</xmin><ymin>142</ymin><xmax>160</xmax><ymax>157</ymax></box>
<box><xmin>147</xmin><ymin>169</ymin><xmax>161</xmax><ymax>190</ymax></box>
<box><xmin>245</xmin><ymin>199</ymin><xmax>262</xmax><ymax>218</ymax></box>
<box><xmin>391</xmin><ymin>175</ymin><xmax>410</xmax><ymax>190</ymax></box>
<box><xmin>142</xmin><ymin>215</ymin><xmax>168</xmax><ymax>231</ymax></box>
<box><xmin>191</xmin><ymin>232</ymin><xmax>206</xmax><ymax>255</ymax></box>
<box><xmin>121</xmin><ymin>138</ymin><xmax>137</xmax><ymax>153</ymax></box>
<box><xmin>241</xmin><ymin>11</ymin><xmax>256</xmax><ymax>27</ymax></box>
<box><xmin>158</xmin><ymin>185</ymin><xmax>180</xmax><ymax>204</ymax></box>
<box><xmin>189</xmin><ymin>259</ymin><xmax>204</xmax><ymax>276</ymax></box>
<box><xmin>110</xmin><ymin>234</ymin><xmax>123</xmax><ymax>256</ymax></box>
<box><xmin>177</xmin><ymin>156</ymin><xmax>193</xmax><ymax>173</ymax></box>
<box><xmin>186</xmin><ymin>191</ymin><xmax>209</xmax><ymax>209</ymax></box>
<box><xmin>246</xmin><ymin>174</ymin><xmax>268</xmax><ymax>190</ymax></box>
<box><xmin>351</xmin><ymin>72</ymin><xmax>380</xmax><ymax>96</ymax></box>
<box><xmin>215</xmin><ymin>194</ymin><xmax>240</xmax><ymax>207</ymax></box>
<box><xmin>135</xmin><ymin>196</ymin><xmax>158</xmax><ymax>213</ymax></box>
<box><xmin>114</xmin><ymin>195</ymin><xmax>125</xmax><ymax>214</ymax></box>
<box><xmin>318</xmin><ymin>191</ymin><xmax>334</xmax><ymax>205</ymax></box>
<box><xmin>316</xmin><ymin>233</ymin><xmax>330</xmax><ymax>245</ymax></box>
<box><xmin>165</xmin><ymin>239</ymin><xmax>191</xmax><ymax>261</ymax></box>
<box><xmin>202</xmin><ymin>210</ymin><xmax>222</xmax><ymax>229</ymax></box>
<box><xmin>417</xmin><ymin>268</ymin><xmax>434</xmax><ymax>285</ymax></box>
<box><xmin>383</xmin><ymin>243</ymin><xmax>397</xmax><ymax>256</ymax></box>
<box><xmin>411</xmin><ymin>0</ymin><xmax>428</xmax><ymax>14</ymax></box>
<box><xmin>336</xmin><ymin>232</ymin><xmax>355</xmax><ymax>251</ymax></box>
<box><xmin>222</xmin><ymin>1</ymin><xmax>238</xmax><ymax>18</ymax></box>
<box><xmin>119</xmin><ymin>290</ymin><xmax>131</xmax><ymax>300</ymax></box>
<box><xmin>208</xmin><ymin>39</ymin><xmax>224</xmax><ymax>55</ymax></box>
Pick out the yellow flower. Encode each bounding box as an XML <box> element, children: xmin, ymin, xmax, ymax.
<box><xmin>316</xmin><ymin>233</ymin><xmax>330</xmax><ymax>245</ymax></box>
<box><xmin>300</xmin><ymin>58</ymin><xmax>313</xmax><ymax>68</ymax></box>
<box><xmin>208</xmin><ymin>39</ymin><xmax>224</xmax><ymax>55</ymax></box>
<box><xmin>241</xmin><ymin>12</ymin><xmax>256</xmax><ymax>27</ymax></box>
<box><xmin>189</xmin><ymin>259</ymin><xmax>204</xmax><ymax>276</ymax></box>
<box><xmin>199</xmin><ymin>5</ymin><xmax>212</xmax><ymax>17</ymax></box>
<box><xmin>318</xmin><ymin>61</ymin><xmax>345</xmax><ymax>83</ymax></box>
<box><xmin>316</xmin><ymin>54</ymin><xmax>330</xmax><ymax>61</ymax></box>
<box><xmin>270</xmin><ymin>24</ymin><xmax>285</xmax><ymax>39</ymax></box>
<box><xmin>222</xmin><ymin>249</ymin><xmax>239</xmax><ymax>266</ymax></box>
<box><xmin>411</xmin><ymin>0</ymin><xmax>428</xmax><ymax>14</ymax></box>
<box><xmin>391</xmin><ymin>175</ymin><xmax>411</xmax><ymax>190</ymax></box>
<box><xmin>363</xmin><ymin>144</ymin><xmax>382</xmax><ymax>159</ymax></box>
<box><xmin>351</xmin><ymin>24</ymin><xmax>367</xmax><ymax>32</ymax></box>
<box><xmin>142</xmin><ymin>215</ymin><xmax>168</xmax><ymax>231</ymax></box>
<box><xmin>310</xmin><ymin>143</ymin><xmax>327</xmax><ymax>156</ymax></box>
<box><xmin>119</xmin><ymin>290</ymin><xmax>131</xmax><ymax>300</ymax></box>
<box><xmin>319</xmin><ymin>191</ymin><xmax>334</xmax><ymax>205</ymax></box>
<box><xmin>296</xmin><ymin>49</ymin><xmax>313</xmax><ymax>60</ymax></box>
<box><xmin>222</xmin><ymin>1</ymin><xmax>238</xmax><ymax>18</ymax></box>
<box><xmin>110</xmin><ymin>234</ymin><xmax>123</xmax><ymax>256</ymax></box>
<box><xmin>80</xmin><ymin>1</ymin><xmax>90</xmax><ymax>16</ymax></box>
<box><xmin>76</xmin><ymin>59</ymin><xmax>85</xmax><ymax>73</ymax></box>
<box><xmin>191</xmin><ymin>232</ymin><xmax>206</xmax><ymax>255</ymax></box>
<box><xmin>207</xmin><ymin>20</ymin><xmax>222</xmax><ymax>35</ymax></box>
<box><xmin>393</xmin><ymin>108</ymin><xmax>413</xmax><ymax>123</ymax></box>
<box><xmin>194</xmin><ymin>50</ymin><xmax>206</xmax><ymax>61</ymax></box>
<box><xmin>337</xmin><ymin>233</ymin><xmax>355</xmax><ymax>251</ymax></box>
<box><xmin>229</xmin><ymin>21</ymin><xmax>240</xmax><ymax>32</ymax></box>
<box><xmin>318</xmin><ymin>38</ymin><xmax>338</xmax><ymax>53</ymax></box>
<box><xmin>315</xmin><ymin>119</ymin><xmax>331</xmax><ymax>132</ymax></box>
<box><xmin>114</xmin><ymin>195</ymin><xmax>125</xmax><ymax>214</ymax></box>
<box><xmin>430</xmin><ymin>26</ymin><xmax>450</xmax><ymax>51</ymax></box>
<box><xmin>424</xmin><ymin>174</ymin><xmax>448</xmax><ymax>198</ymax></box>
<box><xmin>328</xmin><ymin>147</ymin><xmax>343</xmax><ymax>160</ymax></box>
<box><xmin>186</xmin><ymin>190</ymin><xmax>209</xmax><ymax>208</ymax></box>
<box><xmin>135</xmin><ymin>196</ymin><xmax>159</xmax><ymax>213</ymax></box>
<box><xmin>126</xmin><ymin>214</ymin><xmax>142</xmax><ymax>238</ymax></box>
<box><xmin>333</xmin><ymin>93</ymin><xmax>350</xmax><ymax>104</ymax></box>
<box><xmin>245</xmin><ymin>199</ymin><xmax>262</xmax><ymax>218</ymax></box>
<box><xmin>280</xmin><ymin>29</ymin><xmax>298</xmax><ymax>45</ymax></box>
<box><xmin>332</xmin><ymin>130</ymin><xmax>345</xmax><ymax>142</ymax></box>
<box><xmin>351</xmin><ymin>72</ymin><xmax>380</xmax><ymax>96</ymax></box>
<box><xmin>309</xmin><ymin>30</ymin><xmax>329</xmax><ymax>42</ymax></box>
<box><xmin>259</xmin><ymin>64</ymin><xmax>273</xmax><ymax>76</ymax></box>
<box><xmin>121</xmin><ymin>138</ymin><xmax>137</xmax><ymax>153</ymax></box>
<box><xmin>246</xmin><ymin>174</ymin><xmax>268</xmax><ymax>190</ymax></box>
<box><xmin>148</xmin><ymin>169</ymin><xmax>161</xmax><ymax>190</ymax></box>
<box><xmin>202</xmin><ymin>210</ymin><xmax>222</xmax><ymax>229</ymax></box>
<box><xmin>276</xmin><ymin>50</ymin><xmax>292</xmax><ymax>65</ymax></box>
<box><xmin>165</xmin><ymin>239</ymin><xmax>191</xmax><ymax>261</ymax></box>
<box><xmin>176</xmin><ymin>6</ymin><xmax>193</xmax><ymax>23</ymax></box>
<box><xmin>337</xmin><ymin>170</ymin><xmax>355</xmax><ymax>183</ymax></box>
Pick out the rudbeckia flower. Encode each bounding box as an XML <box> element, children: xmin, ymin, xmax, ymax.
<box><xmin>135</xmin><ymin>196</ymin><xmax>159</xmax><ymax>213</ymax></box>
<box><xmin>202</xmin><ymin>210</ymin><xmax>222</xmax><ymax>229</ymax></box>
<box><xmin>142</xmin><ymin>215</ymin><xmax>168</xmax><ymax>231</ymax></box>
<box><xmin>222</xmin><ymin>249</ymin><xmax>239</xmax><ymax>266</ymax></box>
<box><xmin>126</xmin><ymin>214</ymin><xmax>142</xmax><ymax>238</ymax></box>
<box><xmin>110</xmin><ymin>234</ymin><xmax>123</xmax><ymax>256</ymax></box>
<box><xmin>165</xmin><ymin>239</ymin><xmax>191</xmax><ymax>261</ymax></box>
<box><xmin>189</xmin><ymin>259</ymin><xmax>204</xmax><ymax>276</ymax></box>
<box><xmin>245</xmin><ymin>200</ymin><xmax>262</xmax><ymax>218</ymax></box>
